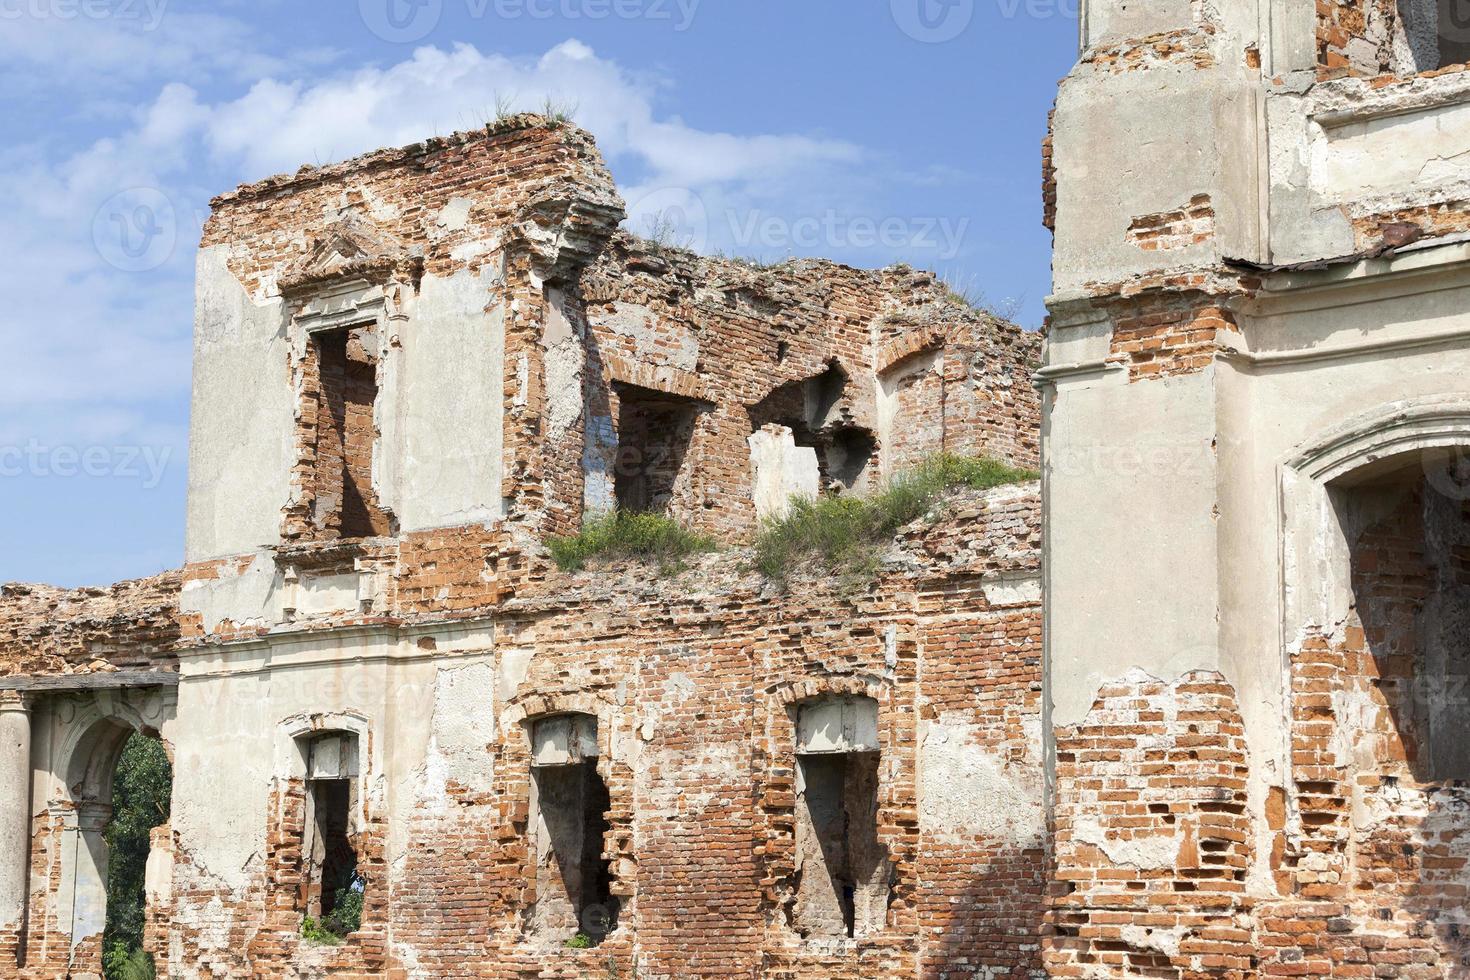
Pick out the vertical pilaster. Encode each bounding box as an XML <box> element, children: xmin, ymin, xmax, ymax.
<box><xmin>0</xmin><ymin>694</ymin><xmax>32</xmax><ymax>967</ymax></box>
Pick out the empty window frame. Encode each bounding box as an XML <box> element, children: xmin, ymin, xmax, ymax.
<box><xmin>301</xmin><ymin>732</ymin><xmax>362</xmax><ymax>927</ymax></box>
<box><xmin>300</xmin><ymin>325</ymin><xmax>389</xmax><ymax>540</ymax></box>
<box><xmin>528</xmin><ymin>714</ymin><xmax>618</xmax><ymax>944</ymax></box>
<box><xmin>613</xmin><ymin>385</ymin><xmax>703</xmax><ymax>514</ymax></box>
<box><xmin>792</xmin><ymin>696</ymin><xmax>890</xmax><ymax>939</ymax></box>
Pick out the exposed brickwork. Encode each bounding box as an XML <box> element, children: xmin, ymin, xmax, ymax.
<box><xmin>1</xmin><ymin>479</ymin><xmax>1046</xmax><ymax>980</ymax></box>
<box><xmin>578</xmin><ymin>239</ymin><xmax>1041</xmax><ymax>539</ymax></box>
<box><xmin>286</xmin><ymin>325</ymin><xmax>393</xmax><ymax>542</ymax></box>
<box><xmin>1042</xmin><ymin>107</ymin><xmax>1057</xmax><ymax>234</ymax></box>
<box><xmin>1317</xmin><ymin>0</ymin><xmax>1400</xmax><ymax>78</ymax></box>
<box><xmin>1316</xmin><ymin>0</ymin><xmax>1470</xmax><ymax>79</ymax></box>
<box><xmin>1352</xmin><ymin>201</ymin><xmax>1470</xmax><ymax>252</ymax></box>
<box><xmin>1045</xmin><ymin>672</ymin><xmax>1255</xmax><ymax>980</ymax></box>
<box><xmin>1261</xmin><ymin>474</ymin><xmax>1470</xmax><ymax>976</ymax></box>
<box><xmin>0</xmin><ymin>116</ymin><xmax>1051</xmax><ymax>980</ymax></box>
<box><xmin>0</xmin><ymin>572</ymin><xmax>180</xmax><ymax>677</ymax></box>
<box><xmin>1126</xmin><ymin>195</ymin><xmax>1216</xmax><ymax>252</ymax></box>
<box><xmin>171</xmin><ymin>486</ymin><xmax>1039</xmax><ymax>979</ymax></box>
<box><xmin>1108</xmin><ymin>297</ymin><xmax>1240</xmax><ymax>380</ymax></box>
<box><xmin>1081</xmin><ymin>28</ymin><xmax>1216</xmax><ymax>73</ymax></box>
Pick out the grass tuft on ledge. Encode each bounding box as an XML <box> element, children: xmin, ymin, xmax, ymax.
<box><xmin>548</xmin><ymin>510</ymin><xmax>718</xmax><ymax>573</ymax></box>
<box><xmin>753</xmin><ymin>454</ymin><xmax>1037</xmax><ymax>587</ymax></box>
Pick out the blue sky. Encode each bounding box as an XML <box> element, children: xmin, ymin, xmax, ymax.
<box><xmin>0</xmin><ymin>0</ymin><xmax>1077</xmax><ymax>587</ymax></box>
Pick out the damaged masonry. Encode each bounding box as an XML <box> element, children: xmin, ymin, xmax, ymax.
<box><xmin>8</xmin><ymin>0</ymin><xmax>1470</xmax><ymax>970</ymax></box>
<box><xmin>0</xmin><ymin>113</ymin><xmax>1044</xmax><ymax>979</ymax></box>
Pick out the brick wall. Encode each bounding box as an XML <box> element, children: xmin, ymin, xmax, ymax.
<box><xmin>161</xmin><ymin>485</ymin><xmax>1045</xmax><ymax>979</ymax></box>
<box><xmin>198</xmin><ymin>118</ymin><xmax>1039</xmax><ymax>553</ymax></box>
<box><xmin>1125</xmin><ymin>195</ymin><xmax>1216</xmax><ymax>252</ymax></box>
<box><xmin>1045</xmin><ymin>671</ymin><xmax>1255</xmax><ymax>980</ymax></box>
<box><xmin>1259</xmin><ymin>474</ymin><xmax>1470</xmax><ymax>976</ymax></box>
<box><xmin>286</xmin><ymin>326</ymin><xmax>393</xmax><ymax>542</ymax></box>
<box><xmin>0</xmin><ymin>572</ymin><xmax>180</xmax><ymax>678</ymax></box>
<box><xmin>579</xmin><ymin>238</ymin><xmax>1041</xmax><ymax>540</ymax></box>
<box><xmin>1108</xmin><ymin>296</ymin><xmax>1239</xmax><ymax>381</ymax></box>
<box><xmin>0</xmin><ymin>116</ymin><xmax>1055</xmax><ymax>980</ymax></box>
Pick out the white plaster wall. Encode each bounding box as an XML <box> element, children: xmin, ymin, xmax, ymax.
<box><xmin>1045</xmin><ymin>368</ymin><xmax>1223</xmax><ymax>726</ymax></box>
<box><xmin>748</xmin><ymin>426</ymin><xmax>820</xmax><ymax>521</ymax></box>
<box><xmin>170</xmin><ymin>628</ymin><xmax>496</xmax><ymax>937</ymax></box>
<box><xmin>1269</xmin><ymin>77</ymin><xmax>1470</xmax><ymax>264</ymax></box>
<box><xmin>186</xmin><ymin>246</ymin><xmax>294</xmax><ymax>562</ymax></box>
<box><xmin>1083</xmin><ymin>0</ymin><xmax>1194</xmax><ymax>47</ymax></box>
<box><xmin>396</xmin><ymin>268</ymin><xmax>507</xmax><ymax>532</ymax></box>
<box><xmin>1051</xmin><ymin>67</ymin><xmax>1263</xmax><ymax>293</ymax></box>
<box><xmin>1311</xmin><ymin>97</ymin><xmax>1470</xmax><ymax>201</ymax></box>
<box><xmin>918</xmin><ymin>715</ymin><xmax>1045</xmax><ymax>847</ymax></box>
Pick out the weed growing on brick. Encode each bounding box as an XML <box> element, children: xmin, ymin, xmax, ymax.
<box><xmin>548</xmin><ymin>511</ymin><xmax>718</xmax><ymax>573</ymax></box>
<box><xmin>754</xmin><ymin>454</ymin><xmax>1037</xmax><ymax>586</ymax></box>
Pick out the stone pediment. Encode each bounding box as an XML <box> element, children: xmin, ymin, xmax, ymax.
<box><xmin>280</xmin><ymin>212</ymin><xmax>422</xmax><ymax>294</ymax></box>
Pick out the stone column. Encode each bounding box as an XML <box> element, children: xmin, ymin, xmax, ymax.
<box><xmin>0</xmin><ymin>694</ymin><xmax>32</xmax><ymax>963</ymax></box>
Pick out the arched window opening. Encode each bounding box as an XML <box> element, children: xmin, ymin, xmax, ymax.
<box><xmin>527</xmin><ymin>714</ymin><xmax>617</xmax><ymax>947</ymax></box>
<box><xmin>1333</xmin><ymin>448</ymin><xmax>1470</xmax><ymax>784</ymax></box>
<box><xmin>102</xmin><ymin>730</ymin><xmax>171</xmax><ymax>980</ymax></box>
<box><xmin>793</xmin><ymin>696</ymin><xmax>889</xmax><ymax>940</ymax></box>
<box><xmin>299</xmin><ymin>732</ymin><xmax>364</xmax><ymax>943</ymax></box>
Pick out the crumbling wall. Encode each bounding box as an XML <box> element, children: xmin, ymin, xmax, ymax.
<box><xmin>191</xmin><ymin>114</ymin><xmax>624</xmax><ymax>564</ymax></box>
<box><xmin>1258</xmin><ymin>468</ymin><xmax>1470</xmax><ymax>975</ymax></box>
<box><xmin>145</xmin><ymin>483</ymin><xmax>1043</xmax><ymax>980</ymax></box>
<box><xmin>285</xmin><ymin>324</ymin><xmax>392</xmax><ymax>542</ymax></box>
<box><xmin>0</xmin><ymin>572</ymin><xmax>180</xmax><ymax>677</ymax></box>
<box><xmin>577</xmin><ymin>238</ymin><xmax>1040</xmax><ymax>540</ymax></box>
<box><xmin>1317</xmin><ymin>0</ymin><xmax>1470</xmax><ymax>78</ymax></box>
<box><xmin>1045</xmin><ymin>671</ymin><xmax>1255</xmax><ymax>979</ymax></box>
<box><xmin>184</xmin><ymin>118</ymin><xmax>1040</xmax><ymax>654</ymax></box>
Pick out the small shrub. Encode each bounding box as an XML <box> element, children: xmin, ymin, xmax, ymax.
<box><xmin>301</xmin><ymin>876</ymin><xmax>365</xmax><ymax>946</ymax></box>
<box><xmin>541</xmin><ymin>96</ymin><xmax>578</xmax><ymax>126</ymax></box>
<box><xmin>753</xmin><ymin>454</ymin><xmax>1037</xmax><ymax>587</ymax></box>
<box><xmin>566</xmin><ymin>932</ymin><xmax>593</xmax><ymax>949</ymax></box>
<box><xmin>548</xmin><ymin>511</ymin><xmax>717</xmax><ymax>573</ymax></box>
<box><xmin>325</xmin><ymin>880</ymin><xmax>364</xmax><ymax>936</ymax></box>
<box><xmin>641</xmin><ymin>210</ymin><xmax>694</xmax><ymax>254</ymax></box>
<box><xmin>104</xmin><ymin>944</ymin><xmax>156</xmax><ymax>980</ymax></box>
<box><xmin>300</xmin><ymin>917</ymin><xmax>342</xmax><ymax>946</ymax></box>
<box><xmin>492</xmin><ymin>92</ymin><xmax>516</xmax><ymax>123</ymax></box>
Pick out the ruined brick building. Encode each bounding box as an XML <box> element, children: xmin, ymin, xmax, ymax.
<box><xmin>0</xmin><ymin>115</ymin><xmax>1045</xmax><ymax>979</ymax></box>
<box><xmin>7</xmin><ymin>0</ymin><xmax>1470</xmax><ymax>974</ymax></box>
<box><xmin>1041</xmin><ymin>0</ymin><xmax>1470</xmax><ymax>974</ymax></box>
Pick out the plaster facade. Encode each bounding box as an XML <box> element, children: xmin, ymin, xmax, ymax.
<box><xmin>1043</xmin><ymin>0</ymin><xmax>1470</xmax><ymax>974</ymax></box>
<box><xmin>0</xmin><ymin>115</ymin><xmax>1044</xmax><ymax>979</ymax></box>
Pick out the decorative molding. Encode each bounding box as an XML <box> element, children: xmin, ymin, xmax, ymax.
<box><xmin>279</xmin><ymin>212</ymin><xmax>422</xmax><ymax>297</ymax></box>
<box><xmin>1285</xmin><ymin>395</ymin><xmax>1470</xmax><ymax>481</ymax></box>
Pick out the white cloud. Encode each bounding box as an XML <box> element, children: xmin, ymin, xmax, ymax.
<box><xmin>0</xmin><ymin>37</ymin><xmax>868</xmax><ymax>458</ymax></box>
<box><xmin>0</xmin><ymin>7</ymin><xmax>331</xmax><ymax>93</ymax></box>
<box><xmin>202</xmin><ymin>41</ymin><xmax>860</xmax><ymax>191</ymax></box>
